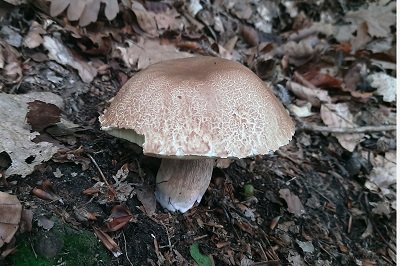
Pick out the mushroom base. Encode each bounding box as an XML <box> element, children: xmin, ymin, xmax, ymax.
<box><xmin>155</xmin><ymin>158</ymin><xmax>214</xmax><ymax>213</ymax></box>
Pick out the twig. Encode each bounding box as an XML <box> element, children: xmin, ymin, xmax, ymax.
<box><xmin>122</xmin><ymin>231</ymin><xmax>134</xmax><ymax>266</ymax></box>
<box><xmin>87</xmin><ymin>153</ymin><xmax>110</xmax><ymax>186</ymax></box>
<box><xmin>299</xmin><ymin>124</ymin><xmax>396</xmax><ymax>133</ymax></box>
<box><xmin>193</xmin><ymin>234</ymin><xmax>208</xmax><ymax>241</ymax></box>
<box><xmin>159</xmin><ymin>221</ymin><xmax>173</xmax><ymax>253</ymax></box>
<box><xmin>294</xmin><ymin>71</ymin><xmax>318</xmax><ymax>90</ymax></box>
<box><xmin>257</xmin><ymin>241</ymin><xmax>268</xmax><ymax>261</ymax></box>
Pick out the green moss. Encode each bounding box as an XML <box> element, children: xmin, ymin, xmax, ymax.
<box><xmin>6</xmin><ymin>223</ymin><xmax>111</xmax><ymax>266</ymax></box>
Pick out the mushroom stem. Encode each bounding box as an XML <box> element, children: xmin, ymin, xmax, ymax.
<box><xmin>155</xmin><ymin>158</ymin><xmax>214</xmax><ymax>213</ymax></box>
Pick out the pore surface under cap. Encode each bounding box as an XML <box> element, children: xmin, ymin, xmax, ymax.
<box><xmin>100</xmin><ymin>56</ymin><xmax>294</xmax><ymax>158</ymax></box>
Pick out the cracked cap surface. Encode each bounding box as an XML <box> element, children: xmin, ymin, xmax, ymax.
<box><xmin>100</xmin><ymin>56</ymin><xmax>294</xmax><ymax>158</ymax></box>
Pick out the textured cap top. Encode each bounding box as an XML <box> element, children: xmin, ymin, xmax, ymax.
<box><xmin>100</xmin><ymin>56</ymin><xmax>294</xmax><ymax>158</ymax></box>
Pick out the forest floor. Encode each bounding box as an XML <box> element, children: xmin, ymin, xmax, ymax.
<box><xmin>0</xmin><ymin>0</ymin><xmax>396</xmax><ymax>265</ymax></box>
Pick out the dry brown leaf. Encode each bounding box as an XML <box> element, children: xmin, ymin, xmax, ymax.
<box><xmin>345</xmin><ymin>2</ymin><xmax>396</xmax><ymax>38</ymax></box>
<box><xmin>49</xmin><ymin>0</ymin><xmax>119</xmax><ymax>26</ymax></box>
<box><xmin>136</xmin><ymin>186</ymin><xmax>156</xmax><ymax>216</ymax></box>
<box><xmin>283</xmin><ymin>40</ymin><xmax>323</xmax><ymax>67</ymax></box>
<box><xmin>1</xmin><ymin>41</ymin><xmax>22</xmax><ymax>83</ymax></box>
<box><xmin>0</xmin><ymin>192</ymin><xmax>22</xmax><ymax>248</ymax></box>
<box><xmin>43</xmin><ymin>36</ymin><xmax>97</xmax><ymax>83</ymax></box>
<box><xmin>351</xmin><ymin>21</ymin><xmax>371</xmax><ymax>52</ymax></box>
<box><xmin>106</xmin><ymin>205</ymin><xmax>134</xmax><ymax>231</ymax></box>
<box><xmin>93</xmin><ymin>227</ymin><xmax>123</xmax><ymax>257</ymax></box>
<box><xmin>302</xmin><ymin>70</ymin><xmax>342</xmax><ymax>89</ymax></box>
<box><xmin>26</xmin><ymin>100</ymin><xmax>62</xmax><ymax>132</ymax></box>
<box><xmin>320</xmin><ymin>103</ymin><xmax>363</xmax><ymax>151</ymax></box>
<box><xmin>367</xmin><ymin>151</ymin><xmax>396</xmax><ymax>195</ymax></box>
<box><xmin>79</xmin><ymin>0</ymin><xmax>101</xmax><ymax>27</ymax></box>
<box><xmin>130</xmin><ymin>1</ymin><xmax>157</xmax><ymax>36</ymax></box>
<box><xmin>114</xmin><ymin>39</ymin><xmax>193</xmax><ymax>70</ymax></box>
<box><xmin>23</xmin><ymin>21</ymin><xmax>45</xmax><ymax>49</ymax></box>
<box><xmin>279</xmin><ymin>188</ymin><xmax>305</xmax><ymax>217</ymax></box>
<box><xmin>286</xmin><ymin>81</ymin><xmax>331</xmax><ymax>107</ymax></box>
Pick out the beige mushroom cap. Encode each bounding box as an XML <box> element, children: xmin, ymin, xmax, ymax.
<box><xmin>100</xmin><ymin>56</ymin><xmax>294</xmax><ymax>158</ymax></box>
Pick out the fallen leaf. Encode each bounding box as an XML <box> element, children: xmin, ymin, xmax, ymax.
<box><xmin>351</xmin><ymin>21</ymin><xmax>371</xmax><ymax>52</ymax></box>
<box><xmin>26</xmin><ymin>101</ymin><xmax>62</xmax><ymax>132</ymax></box>
<box><xmin>74</xmin><ymin>207</ymin><xmax>98</xmax><ymax>222</ymax></box>
<box><xmin>93</xmin><ymin>227</ymin><xmax>122</xmax><ymax>257</ymax></box>
<box><xmin>320</xmin><ymin>103</ymin><xmax>364</xmax><ymax>151</ymax></box>
<box><xmin>0</xmin><ymin>192</ymin><xmax>22</xmax><ymax>248</ymax></box>
<box><xmin>296</xmin><ymin>240</ymin><xmax>314</xmax><ymax>253</ymax></box>
<box><xmin>37</xmin><ymin>216</ymin><xmax>55</xmax><ymax>230</ymax></box>
<box><xmin>371</xmin><ymin>200</ymin><xmax>391</xmax><ymax>218</ymax></box>
<box><xmin>190</xmin><ymin>243</ymin><xmax>214</xmax><ymax>266</ymax></box>
<box><xmin>49</xmin><ymin>0</ymin><xmax>119</xmax><ymax>26</ymax></box>
<box><xmin>32</xmin><ymin>179</ymin><xmax>63</xmax><ymax>203</ymax></box>
<box><xmin>43</xmin><ymin>36</ymin><xmax>97</xmax><ymax>83</ymax></box>
<box><xmin>283</xmin><ymin>39</ymin><xmax>324</xmax><ymax>67</ymax></box>
<box><xmin>136</xmin><ymin>186</ymin><xmax>156</xmax><ymax>216</ymax></box>
<box><xmin>279</xmin><ymin>188</ymin><xmax>305</xmax><ymax>217</ymax></box>
<box><xmin>0</xmin><ymin>92</ymin><xmax>62</xmax><ymax>177</ymax></box>
<box><xmin>130</xmin><ymin>1</ymin><xmax>157</xmax><ymax>36</ymax></box>
<box><xmin>286</xmin><ymin>81</ymin><xmax>331</xmax><ymax>107</ymax></box>
<box><xmin>344</xmin><ymin>2</ymin><xmax>395</xmax><ymax>38</ymax></box>
<box><xmin>367</xmin><ymin>151</ymin><xmax>396</xmax><ymax>195</ymax></box>
<box><xmin>361</xmin><ymin>219</ymin><xmax>373</xmax><ymax>239</ymax></box>
<box><xmin>302</xmin><ymin>71</ymin><xmax>342</xmax><ymax>89</ymax></box>
<box><xmin>106</xmin><ymin>205</ymin><xmax>134</xmax><ymax>231</ymax></box>
<box><xmin>367</xmin><ymin>72</ymin><xmax>396</xmax><ymax>103</ymax></box>
<box><xmin>289</xmin><ymin>103</ymin><xmax>314</xmax><ymax>118</ymax></box>
<box><xmin>23</xmin><ymin>21</ymin><xmax>45</xmax><ymax>49</ymax></box>
<box><xmin>114</xmin><ymin>38</ymin><xmax>193</xmax><ymax>70</ymax></box>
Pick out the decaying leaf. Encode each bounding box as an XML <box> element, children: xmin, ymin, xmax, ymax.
<box><xmin>0</xmin><ymin>192</ymin><xmax>22</xmax><ymax>248</ymax></box>
<box><xmin>279</xmin><ymin>188</ymin><xmax>305</xmax><ymax>217</ymax></box>
<box><xmin>106</xmin><ymin>205</ymin><xmax>134</xmax><ymax>231</ymax></box>
<box><xmin>23</xmin><ymin>21</ymin><xmax>45</xmax><ymax>49</ymax></box>
<box><xmin>49</xmin><ymin>0</ymin><xmax>119</xmax><ymax>26</ymax></box>
<box><xmin>367</xmin><ymin>151</ymin><xmax>396</xmax><ymax>195</ymax></box>
<box><xmin>367</xmin><ymin>72</ymin><xmax>396</xmax><ymax>103</ymax></box>
<box><xmin>114</xmin><ymin>38</ymin><xmax>193</xmax><ymax>70</ymax></box>
<box><xmin>289</xmin><ymin>103</ymin><xmax>314</xmax><ymax>118</ymax></box>
<box><xmin>74</xmin><ymin>207</ymin><xmax>98</xmax><ymax>222</ymax></box>
<box><xmin>112</xmin><ymin>164</ymin><xmax>134</xmax><ymax>202</ymax></box>
<box><xmin>286</xmin><ymin>81</ymin><xmax>331</xmax><ymax>107</ymax></box>
<box><xmin>296</xmin><ymin>240</ymin><xmax>314</xmax><ymax>253</ymax></box>
<box><xmin>320</xmin><ymin>103</ymin><xmax>364</xmax><ymax>151</ymax></box>
<box><xmin>136</xmin><ymin>186</ymin><xmax>156</xmax><ymax>216</ymax></box>
<box><xmin>37</xmin><ymin>216</ymin><xmax>55</xmax><ymax>231</ymax></box>
<box><xmin>43</xmin><ymin>36</ymin><xmax>97</xmax><ymax>83</ymax></box>
<box><xmin>0</xmin><ymin>92</ymin><xmax>62</xmax><ymax>177</ymax></box>
<box><xmin>26</xmin><ymin>100</ymin><xmax>62</xmax><ymax>132</ymax></box>
<box><xmin>344</xmin><ymin>1</ymin><xmax>396</xmax><ymax>38</ymax></box>
<box><xmin>32</xmin><ymin>179</ymin><xmax>63</xmax><ymax>203</ymax></box>
<box><xmin>93</xmin><ymin>227</ymin><xmax>122</xmax><ymax>257</ymax></box>
<box><xmin>130</xmin><ymin>1</ymin><xmax>157</xmax><ymax>36</ymax></box>
<box><xmin>283</xmin><ymin>40</ymin><xmax>324</xmax><ymax>67</ymax></box>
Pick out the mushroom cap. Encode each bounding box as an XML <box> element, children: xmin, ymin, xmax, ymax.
<box><xmin>100</xmin><ymin>56</ymin><xmax>294</xmax><ymax>158</ymax></box>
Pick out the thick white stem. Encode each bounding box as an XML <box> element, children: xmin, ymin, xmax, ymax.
<box><xmin>155</xmin><ymin>158</ymin><xmax>214</xmax><ymax>213</ymax></box>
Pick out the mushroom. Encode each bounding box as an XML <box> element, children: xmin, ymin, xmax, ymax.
<box><xmin>99</xmin><ymin>56</ymin><xmax>294</xmax><ymax>213</ymax></box>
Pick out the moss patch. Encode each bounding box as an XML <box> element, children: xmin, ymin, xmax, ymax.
<box><xmin>6</xmin><ymin>222</ymin><xmax>111</xmax><ymax>266</ymax></box>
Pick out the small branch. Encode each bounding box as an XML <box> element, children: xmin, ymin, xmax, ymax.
<box><xmin>299</xmin><ymin>124</ymin><xmax>396</xmax><ymax>133</ymax></box>
<box><xmin>87</xmin><ymin>153</ymin><xmax>110</xmax><ymax>186</ymax></box>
